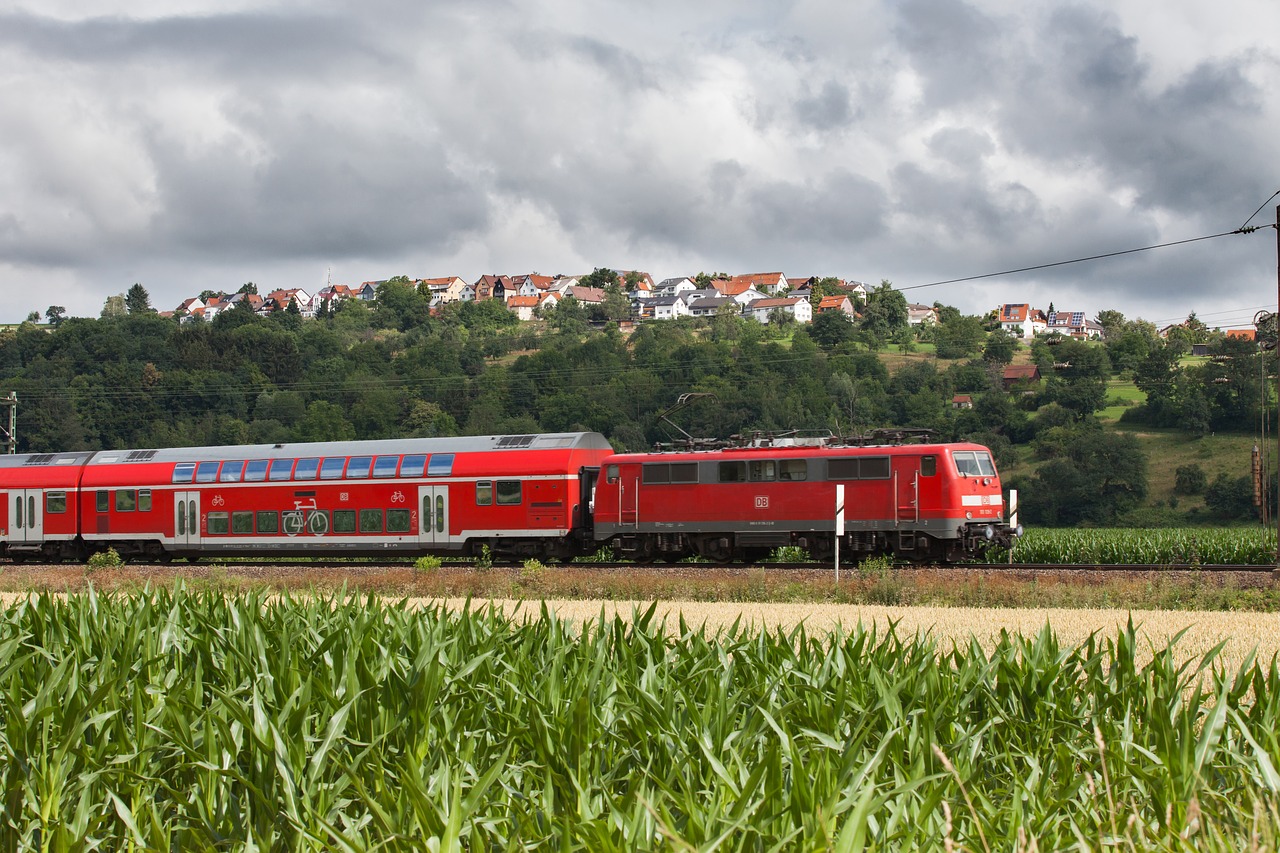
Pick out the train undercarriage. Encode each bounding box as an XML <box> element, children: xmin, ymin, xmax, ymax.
<box><xmin>608</xmin><ymin>521</ymin><xmax>1020</xmax><ymax>564</ymax></box>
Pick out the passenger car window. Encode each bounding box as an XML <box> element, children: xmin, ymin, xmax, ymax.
<box><xmin>400</xmin><ymin>455</ymin><xmax>427</xmax><ymax>477</ymax></box>
<box><xmin>294</xmin><ymin>458</ymin><xmax>320</xmax><ymax>480</ymax></box>
<box><xmin>269</xmin><ymin>459</ymin><xmax>295</xmax><ymax>481</ymax></box>
<box><xmin>496</xmin><ymin>480</ymin><xmax>522</xmax><ymax>505</ymax></box>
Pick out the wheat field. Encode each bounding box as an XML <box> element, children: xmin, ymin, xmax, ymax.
<box><xmin>430</xmin><ymin>597</ymin><xmax>1280</xmax><ymax>668</ymax></box>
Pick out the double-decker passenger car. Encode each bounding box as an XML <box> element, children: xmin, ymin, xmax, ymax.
<box><xmin>591</xmin><ymin>440</ymin><xmax>1017</xmax><ymax>563</ymax></box>
<box><xmin>0</xmin><ymin>433</ymin><xmax>614</xmax><ymax>562</ymax></box>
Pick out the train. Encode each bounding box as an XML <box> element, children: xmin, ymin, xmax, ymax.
<box><xmin>0</xmin><ymin>431</ymin><xmax>1019</xmax><ymax>564</ymax></box>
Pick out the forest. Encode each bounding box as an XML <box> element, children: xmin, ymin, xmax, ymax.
<box><xmin>1</xmin><ymin>280</ymin><xmax>1273</xmax><ymax>527</ymax></box>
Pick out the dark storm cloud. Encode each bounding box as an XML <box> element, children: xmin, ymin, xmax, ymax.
<box><xmin>998</xmin><ymin>6</ymin><xmax>1269</xmax><ymax>218</ymax></box>
<box><xmin>891</xmin><ymin>0</ymin><xmax>1005</xmax><ymax>108</ymax></box>
<box><xmin>891</xmin><ymin>161</ymin><xmax>1041</xmax><ymax>240</ymax></box>
<box><xmin>745</xmin><ymin>170</ymin><xmax>888</xmax><ymax>246</ymax></box>
<box><xmin>0</xmin><ymin>0</ymin><xmax>1276</xmax><ymax>325</ymax></box>
<box><xmin>146</xmin><ymin>113</ymin><xmax>489</xmax><ymax>260</ymax></box>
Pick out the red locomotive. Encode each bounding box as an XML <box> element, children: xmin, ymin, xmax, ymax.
<box><xmin>591</xmin><ymin>436</ymin><xmax>1018</xmax><ymax>563</ymax></box>
<box><xmin>0</xmin><ymin>431</ymin><xmax>1018</xmax><ymax>564</ymax></box>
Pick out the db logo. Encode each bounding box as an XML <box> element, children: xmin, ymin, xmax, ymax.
<box><xmin>754</xmin><ymin>496</ymin><xmax>769</xmax><ymax>509</ymax></box>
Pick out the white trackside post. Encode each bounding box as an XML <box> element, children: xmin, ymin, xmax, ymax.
<box><xmin>1008</xmin><ymin>488</ymin><xmax>1018</xmax><ymax>565</ymax></box>
<box><xmin>835</xmin><ymin>484</ymin><xmax>845</xmax><ymax>583</ymax></box>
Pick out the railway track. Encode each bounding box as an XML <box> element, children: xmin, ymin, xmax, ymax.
<box><xmin>10</xmin><ymin>558</ymin><xmax>1278</xmax><ymax>574</ymax></box>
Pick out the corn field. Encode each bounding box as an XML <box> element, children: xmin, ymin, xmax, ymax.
<box><xmin>2</xmin><ymin>587</ymin><xmax>1279</xmax><ymax>850</ymax></box>
<box><xmin>1006</xmin><ymin>527</ymin><xmax>1279</xmax><ymax>565</ymax></box>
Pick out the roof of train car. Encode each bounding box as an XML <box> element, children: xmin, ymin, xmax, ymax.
<box><xmin>80</xmin><ymin>432</ymin><xmax>613</xmax><ymax>465</ymax></box>
<box><xmin>603</xmin><ymin>441</ymin><xmax>990</xmax><ymax>461</ymax></box>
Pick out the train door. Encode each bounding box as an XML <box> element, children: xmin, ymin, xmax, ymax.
<box><xmin>619</xmin><ymin>465</ymin><xmax>640</xmax><ymax>527</ymax></box>
<box><xmin>418</xmin><ymin>485</ymin><xmax>457</xmax><ymax>547</ymax></box>
<box><xmin>892</xmin><ymin>457</ymin><xmax>920</xmax><ymax>526</ymax></box>
<box><xmin>10</xmin><ymin>489</ymin><xmax>43</xmax><ymax>544</ymax></box>
<box><xmin>174</xmin><ymin>491</ymin><xmax>200</xmax><ymax>547</ymax></box>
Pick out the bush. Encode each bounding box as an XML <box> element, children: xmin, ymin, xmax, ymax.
<box><xmin>1174</xmin><ymin>463</ymin><xmax>1207</xmax><ymax>495</ymax></box>
<box><xmin>414</xmin><ymin>555</ymin><xmax>442</xmax><ymax>574</ymax></box>
<box><xmin>86</xmin><ymin>548</ymin><xmax>123</xmax><ymax>569</ymax></box>
<box><xmin>519</xmin><ymin>559</ymin><xmax>546</xmax><ymax>580</ymax></box>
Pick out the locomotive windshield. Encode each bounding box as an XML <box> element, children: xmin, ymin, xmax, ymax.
<box><xmin>953</xmin><ymin>450</ymin><xmax>996</xmax><ymax>477</ymax></box>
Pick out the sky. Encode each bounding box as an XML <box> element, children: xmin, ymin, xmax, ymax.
<box><xmin>1</xmin><ymin>0</ymin><xmax>1278</xmax><ymax>331</ymax></box>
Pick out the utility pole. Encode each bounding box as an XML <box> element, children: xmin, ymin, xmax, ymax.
<box><xmin>0</xmin><ymin>391</ymin><xmax>14</xmax><ymax>454</ymax></box>
<box><xmin>1274</xmin><ymin>204</ymin><xmax>1279</xmax><ymax>574</ymax></box>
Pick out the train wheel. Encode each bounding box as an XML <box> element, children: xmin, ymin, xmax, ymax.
<box><xmin>696</xmin><ymin>536</ymin><xmax>733</xmax><ymax>564</ymax></box>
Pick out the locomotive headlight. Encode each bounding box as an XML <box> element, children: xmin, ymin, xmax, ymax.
<box><xmin>965</xmin><ymin>511</ymin><xmax>973</xmax><ymax>519</ymax></box>
<box><xmin>982</xmin><ymin>477</ymin><xmax>991</xmax><ymax>486</ymax></box>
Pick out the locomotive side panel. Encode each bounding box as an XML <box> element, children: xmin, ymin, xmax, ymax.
<box><xmin>594</xmin><ymin>442</ymin><xmax>1016</xmax><ymax>562</ymax></box>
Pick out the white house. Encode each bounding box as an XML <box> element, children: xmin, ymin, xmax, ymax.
<box><xmin>745</xmin><ymin>297</ymin><xmax>812</xmax><ymax>324</ymax></box>
<box><xmin>649</xmin><ymin>294</ymin><xmax>692</xmax><ymax>320</ymax></box>
<box><xmin>654</xmin><ymin>277</ymin><xmax>696</xmax><ymax>297</ymax></box>
<box><xmin>997</xmin><ymin>304</ymin><xmax>1048</xmax><ymax>338</ymax></box>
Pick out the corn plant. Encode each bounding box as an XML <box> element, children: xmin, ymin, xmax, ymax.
<box><xmin>0</xmin><ymin>587</ymin><xmax>1277</xmax><ymax>849</ymax></box>
<box><xmin>1004</xmin><ymin>527</ymin><xmax>1278</xmax><ymax>565</ymax></box>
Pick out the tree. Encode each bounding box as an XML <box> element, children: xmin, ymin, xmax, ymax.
<box><xmin>125</xmin><ymin>283</ymin><xmax>153</xmax><ymax>315</ymax></box>
<box><xmin>933</xmin><ymin>315</ymin><xmax>986</xmax><ymax>359</ymax></box>
<box><xmin>982</xmin><ymin>329</ymin><xmax>1017</xmax><ymax>365</ymax></box>
<box><xmin>1204</xmin><ymin>473</ymin><xmax>1256</xmax><ymax>520</ymax></box>
<box><xmin>810</xmin><ymin>310</ymin><xmax>856</xmax><ymax>349</ymax></box>
<box><xmin>1022</xmin><ymin>429</ymin><xmax>1148</xmax><ymax>525</ymax></box>
<box><xmin>24</xmin><ymin>311</ymin><xmax>39</xmax><ymax>323</ymax></box>
<box><xmin>101</xmin><ymin>294</ymin><xmax>127</xmax><ymax>318</ymax></box>
<box><xmin>859</xmin><ymin>280</ymin><xmax>908</xmax><ymax>340</ymax></box>
<box><xmin>44</xmin><ymin>306</ymin><xmax>66</xmax><ymax>327</ymax></box>
<box><xmin>239</xmin><ymin>282</ymin><xmax>259</xmax><ymax>295</ymax></box>
<box><xmin>1174</xmin><ymin>464</ymin><xmax>1207</xmax><ymax>495</ymax></box>
<box><xmin>374</xmin><ymin>277</ymin><xmax>430</xmax><ymax>330</ymax></box>
<box><xmin>578</xmin><ymin>267</ymin><xmax>620</xmax><ymax>290</ymax></box>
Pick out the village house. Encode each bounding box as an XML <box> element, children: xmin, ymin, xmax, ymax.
<box><xmin>654</xmin><ymin>277</ymin><xmax>696</xmax><ymax>297</ymax></box>
<box><xmin>726</xmin><ymin>272</ymin><xmax>788</xmax><ymax>296</ymax></box>
<box><xmin>1002</xmin><ymin>364</ymin><xmax>1041</xmax><ymax>391</ymax></box>
<box><xmin>745</xmin><ymin>297</ymin><xmax>812</xmax><ymax>324</ymax></box>
<box><xmin>817</xmin><ymin>295</ymin><xmax>856</xmax><ymax>317</ymax></box>
<box><xmin>907</xmin><ymin>303</ymin><xmax>939</xmax><ymax>326</ymax></box>
<box><xmin>1045</xmin><ymin>310</ymin><xmax>1105</xmax><ymax>339</ymax></box>
<box><xmin>565</xmin><ymin>285</ymin><xmax>606</xmax><ymax>309</ymax></box>
<box><xmin>686</xmin><ymin>296</ymin><xmax>740</xmax><ymax>318</ymax></box>
<box><xmin>648</xmin><ymin>294</ymin><xmax>692</xmax><ymax>320</ymax></box>
<box><xmin>473</xmin><ymin>275</ymin><xmax>511</xmax><ymax>302</ymax></box>
<box><xmin>998</xmin><ymin>304</ymin><xmax>1048</xmax><ymax>338</ymax></box>
<box><xmin>420</xmin><ymin>276</ymin><xmax>468</xmax><ymax>306</ymax></box>
<box><xmin>505</xmin><ymin>295</ymin><xmax>540</xmax><ymax>322</ymax></box>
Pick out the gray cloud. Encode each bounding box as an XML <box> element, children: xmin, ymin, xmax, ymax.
<box><xmin>0</xmin><ymin>0</ymin><xmax>1276</xmax><ymax>328</ymax></box>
